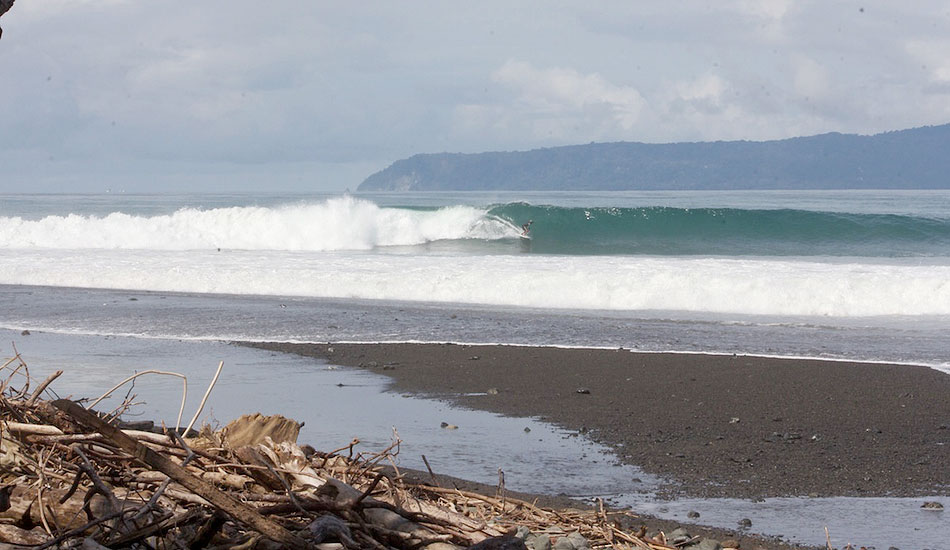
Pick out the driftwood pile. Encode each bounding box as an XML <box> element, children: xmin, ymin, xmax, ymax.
<box><xmin>0</xmin><ymin>351</ymin><xmax>680</xmax><ymax>550</ymax></box>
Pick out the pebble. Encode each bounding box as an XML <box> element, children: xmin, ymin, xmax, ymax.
<box><xmin>669</xmin><ymin>528</ymin><xmax>692</xmax><ymax>544</ymax></box>
<box><xmin>687</xmin><ymin>510</ymin><xmax>701</xmax><ymax>518</ymax></box>
<box><xmin>308</xmin><ymin>514</ymin><xmax>352</xmax><ymax>544</ymax></box>
<box><xmin>440</xmin><ymin>422</ymin><xmax>459</xmax><ymax>430</ymax></box>
<box><xmin>738</xmin><ymin>518</ymin><xmax>752</xmax><ymax>528</ymax></box>
<box><xmin>765</xmin><ymin>432</ymin><xmax>802</xmax><ymax>443</ymax></box>
<box><xmin>512</xmin><ymin>528</ymin><xmax>588</xmax><ymax>550</ymax></box>
<box><xmin>467</xmin><ymin>536</ymin><xmax>528</xmax><ymax>549</ymax></box>
<box><xmin>921</xmin><ymin>501</ymin><xmax>944</xmax><ymax>510</ymax></box>
<box><xmin>525</xmin><ymin>534</ymin><xmax>551</xmax><ymax>550</ymax></box>
<box><xmin>20</xmin><ymin>330</ymin><xmax>30</xmax><ymax>336</ymax></box>
<box><xmin>689</xmin><ymin>539</ymin><xmax>723</xmax><ymax>550</ymax></box>
<box><xmin>575</xmin><ymin>388</ymin><xmax>591</xmax><ymax>394</ymax></box>
<box><xmin>566</xmin><ymin>531</ymin><xmax>589</xmax><ymax>549</ymax></box>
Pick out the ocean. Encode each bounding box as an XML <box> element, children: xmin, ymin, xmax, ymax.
<box><xmin>1</xmin><ymin>190</ymin><xmax>949</xmax><ymax>368</ymax></box>
<box><xmin>1</xmin><ymin>190</ymin><xmax>948</xmax><ymax>547</ymax></box>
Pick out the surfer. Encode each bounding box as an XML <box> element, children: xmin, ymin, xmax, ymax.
<box><xmin>521</xmin><ymin>220</ymin><xmax>533</xmax><ymax>236</ymax></box>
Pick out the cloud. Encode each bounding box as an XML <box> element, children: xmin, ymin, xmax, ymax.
<box><xmin>493</xmin><ymin>60</ymin><xmax>646</xmax><ymax>129</ymax></box>
<box><xmin>906</xmin><ymin>39</ymin><xmax>950</xmax><ymax>84</ymax></box>
<box><xmin>3</xmin><ymin>1</ymin><xmax>950</xmax><ymax>191</ymax></box>
<box><xmin>454</xmin><ymin>60</ymin><xmax>646</xmax><ymax>143</ymax></box>
<box><xmin>792</xmin><ymin>55</ymin><xmax>830</xmax><ymax>100</ymax></box>
<box><xmin>670</xmin><ymin>74</ymin><xmax>728</xmax><ymax>111</ymax></box>
<box><xmin>733</xmin><ymin>0</ymin><xmax>792</xmax><ymax>21</ymax></box>
<box><xmin>729</xmin><ymin>0</ymin><xmax>794</xmax><ymax>41</ymax></box>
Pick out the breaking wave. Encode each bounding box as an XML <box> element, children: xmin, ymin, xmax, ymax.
<box><xmin>0</xmin><ymin>196</ymin><xmax>515</xmax><ymax>251</ymax></box>
<box><xmin>3</xmin><ymin>196</ymin><xmax>950</xmax><ymax>257</ymax></box>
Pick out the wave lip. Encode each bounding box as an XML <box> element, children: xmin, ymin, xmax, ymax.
<box><xmin>0</xmin><ymin>196</ymin><xmax>515</xmax><ymax>252</ymax></box>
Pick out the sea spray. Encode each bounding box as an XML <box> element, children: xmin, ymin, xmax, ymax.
<box><xmin>0</xmin><ymin>196</ymin><xmax>514</xmax><ymax>251</ymax></box>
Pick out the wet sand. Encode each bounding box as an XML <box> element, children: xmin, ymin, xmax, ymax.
<box><xmin>243</xmin><ymin>342</ymin><xmax>950</xmax><ymax>501</ymax></box>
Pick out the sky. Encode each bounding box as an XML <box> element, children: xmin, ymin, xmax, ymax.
<box><xmin>1</xmin><ymin>1</ymin><xmax>950</xmax><ymax>192</ymax></box>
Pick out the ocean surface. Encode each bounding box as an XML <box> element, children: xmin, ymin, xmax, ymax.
<box><xmin>1</xmin><ymin>190</ymin><xmax>948</xmax><ymax>547</ymax></box>
<box><xmin>1</xmin><ymin>190</ymin><xmax>949</xmax><ymax>367</ymax></box>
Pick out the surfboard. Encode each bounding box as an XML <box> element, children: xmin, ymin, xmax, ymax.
<box><xmin>519</xmin><ymin>234</ymin><xmax>531</xmax><ymax>240</ymax></box>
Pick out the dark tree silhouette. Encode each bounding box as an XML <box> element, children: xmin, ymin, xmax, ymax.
<box><xmin>0</xmin><ymin>0</ymin><xmax>15</xmax><ymax>40</ymax></box>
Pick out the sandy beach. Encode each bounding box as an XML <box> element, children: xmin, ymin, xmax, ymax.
<box><xmin>244</xmin><ymin>342</ymin><xmax>950</xmax><ymax>501</ymax></box>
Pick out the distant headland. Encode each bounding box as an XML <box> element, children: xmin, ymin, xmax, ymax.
<box><xmin>358</xmin><ymin>123</ymin><xmax>950</xmax><ymax>191</ymax></box>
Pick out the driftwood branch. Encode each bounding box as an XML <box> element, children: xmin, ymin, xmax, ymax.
<box><xmin>28</xmin><ymin>370</ymin><xmax>62</xmax><ymax>407</ymax></box>
<box><xmin>86</xmin><ymin>370</ymin><xmax>188</xmax><ymax>431</ymax></box>
<box><xmin>184</xmin><ymin>360</ymin><xmax>223</xmax><ymax>435</ymax></box>
<box><xmin>51</xmin><ymin>399</ymin><xmax>311</xmax><ymax>550</ymax></box>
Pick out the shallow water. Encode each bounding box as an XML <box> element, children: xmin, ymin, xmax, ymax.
<box><xmin>3</xmin><ymin>285</ymin><xmax>948</xmax><ymax>372</ymax></box>
<box><xmin>2</xmin><ymin>329</ymin><xmax>946</xmax><ymax>548</ymax></box>
<box><xmin>623</xmin><ymin>495</ymin><xmax>949</xmax><ymax>549</ymax></box>
<box><xmin>0</xmin><ymin>329</ymin><xmax>658</xmax><ymax>498</ymax></box>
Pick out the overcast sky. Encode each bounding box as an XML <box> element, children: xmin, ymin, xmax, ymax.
<box><xmin>2</xmin><ymin>1</ymin><xmax>949</xmax><ymax>192</ymax></box>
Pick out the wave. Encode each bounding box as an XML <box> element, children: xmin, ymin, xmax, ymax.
<box><xmin>2</xmin><ymin>197</ymin><xmax>949</xmax><ymax>257</ymax></box>
<box><xmin>0</xmin><ymin>196</ymin><xmax>516</xmax><ymax>251</ymax></box>
<box><xmin>487</xmin><ymin>203</ymin><xmax>950</xmax><ymax>256</ymax></box>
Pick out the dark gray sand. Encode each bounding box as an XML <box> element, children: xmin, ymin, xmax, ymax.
<box><xmin>242</xmin><ymin>342</ymin><xmax>949</xmax><ymax>549</ymax></box>
<box><xmin>244</xmin><ymin>342</ymin><xmax>949</xmax><ymax>500</ymax></box>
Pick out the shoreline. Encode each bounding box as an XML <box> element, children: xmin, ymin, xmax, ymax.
<box><xmin>242</xmin><ymin>336</ymin><xmax>950</xmax><ymax>373</ymax></box>
<box><xmin>241</xmin><ymin>341</ymin><xmax>950</xmax><ymax>501</ymax></box>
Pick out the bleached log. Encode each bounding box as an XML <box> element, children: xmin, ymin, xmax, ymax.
<box><xmin>4</xmin><ymin>421</ymin><xmax>175</xmax><ymax>447</ymax></box>
<box><xmin>2</xmin><ymin>422</ymin><xmax>63</xmax><ymax>436</ymax></box>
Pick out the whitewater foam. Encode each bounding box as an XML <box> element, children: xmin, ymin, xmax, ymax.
<box><xmin>0</xmin><ymin>196</ymin><xmax>515</xmax><ymax>251</ymax></box>
<box><xmin>1</xmin><ymin>249</ymin><xmax>948</xmax><ymax>317</ymax></box>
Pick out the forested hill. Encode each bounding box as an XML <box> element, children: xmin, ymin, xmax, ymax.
<box><xmin>358</xmin><ymin>124</ymin><xmax>950</xmax><ymax>191</ymax></box>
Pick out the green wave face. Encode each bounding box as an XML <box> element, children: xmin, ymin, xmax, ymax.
<box><xmin>486</xmin><ymin>203</ymin><xmax>950</xmax><ymax>256</ymax></box>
